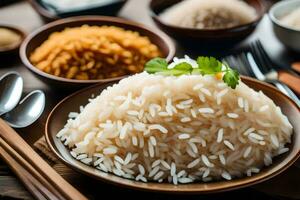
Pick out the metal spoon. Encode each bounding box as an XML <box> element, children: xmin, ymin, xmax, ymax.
<box><xmin>0</xmin><ymin>72</ymin><xmax>23</xmax><ymax>115</ymax></box>
<box><xmin>0</xmin><ymin>73</ymin><xmax>84</xmax><ymax>200</ymax></box>
<box><xmin>2</xmin><ymin>90</ymin><xmax>45</xmax><ymax>128</ymax></box>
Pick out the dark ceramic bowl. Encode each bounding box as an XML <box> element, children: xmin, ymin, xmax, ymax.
<box><xmin>0</xmin><ymin>24</ymin><xmax>26</xmax><ymax>55</ymax></box>
<box><xmin>149</xmin><ymin>0</ymin><xmax>265</xmax><ymax>47</ymax></box>
<box><xmin>28</xmin><ymin>0</ymin><xmax>128</xmax><ymax>22</ymax></box>
<box><xmin>45</xmin><ymin>76</ymin><xmax>300</xmax><ymax>193</ymax></box>
<box><xmin>19</xmin><ymin>16</ymin><xmax>175</xmax><ymax>91</ymax></box>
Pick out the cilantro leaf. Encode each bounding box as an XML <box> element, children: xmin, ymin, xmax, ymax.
<box><xmin>197</xmin><ymin>56</ymin><xmax>222</xmax><ymax>75</ymax></box>
<box><xmin>145</xmin><ymin>58</ymin><xmax>168</xmax><ymax>73</ymax></box>
<box><xmin>173</xmin><ymin>62</ymin><xmax>193</xmax><ymax>72</ymax></box>
<box><xmin>162</xmin><ymin>62</ymin><xmax>193</xmax><ymax>76</ymax></box>
<box><xmin>145</xmin><ymin>59</ymin><xmax>193</xmax><ymax>76</ymax></box>
<box><xmin>223</xmin><ymin>69</ymin><xmax>239</xmax><ymax>89</ymax></box>
<box><xmin>157</xmin><ymin>69</ymin><xmax>188</xmax><ymax>76</ymax></box>
<box><xmin>191</xmin><ymin>68</ymin><xmax>201</xmax><ymax>74</ymax></box>
<box><xmin>144</xmin><ymin>56</ymin><xmax>240</xmax><ymax>89</ymax></box>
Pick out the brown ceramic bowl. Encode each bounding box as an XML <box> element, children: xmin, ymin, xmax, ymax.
<box><xmin>20</xmin><ymin>16</ymin><xmax>175</xmax><ymax>91</ymax></box>
<box><xmin>28</xmin><ymin>0</ymin><xmax>128</xmax><ymax>22</ymax></box>
<box><xmin>45</xmin><ymin>76</ymin><xmax>300</xmax><ymax>193</ymax></box>
<box><xmin>149</xmin><ymin>0</ymin><xmax>265</xmax><ymax>47</ymax></box>
<box><xmin>0</xmin><ymin>24</ymin><xmax>26</xmax><ymax>55</ymax></box>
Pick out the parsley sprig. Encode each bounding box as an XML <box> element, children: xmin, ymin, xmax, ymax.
<box><xmin>145</xmin><ymin>56</ymin><xmax>239</xmax><ymax>89</ymax></box>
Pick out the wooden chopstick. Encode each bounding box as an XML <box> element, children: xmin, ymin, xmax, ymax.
<box><xmin>0</xmin><ymin>145</ymin><xmax>46</xmax><ymax>199</ymax></box>
<box><xmin>0</xmin><ymin>119</ymin><xmax>88</xmax><ymax>200</ymax></box>
<box><xmin>278</xmin><ymin>70</ymin><xmax>300</xmax><ymax>96</ymax></box>
<box><xmin>0</xmin><ymin>137</ymin><xmax>63</xmax><ymax>200</ymax></box>
<box><xmin>292</xmin><ymin>62</ymin><xmax>300</xmax><ymax>74</ymax></box>
<box><xmin>0</xmin><ymin>145</ymin><xmax>50</xmax><ymax>200</ymax></box>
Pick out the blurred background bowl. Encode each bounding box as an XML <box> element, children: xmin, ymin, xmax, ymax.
<box><xmin>20</xmin><ymin>16</ymin><xmax>175</xmax><ymax>91</ymax></box>
<box><xmin>269</xmin><ymin>0</ymin><xmax>300</xmax><ymax>53</ymax></box>
<box><xmin>0</xmin><ymin>24</ymin><xmax>26</xmax><ymax>56</ymax></box>
<box><xmin>149</xmin><ymin>0</ymin><xmax>265</xmax><ymax>47</ymax></box>
<box><xmin>28</xmin><ymin>0</ymin><xmax>128</xmax><ymax>22</ymax></box>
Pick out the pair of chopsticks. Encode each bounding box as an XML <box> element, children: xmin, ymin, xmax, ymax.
<box><xmin>0</xmin><ymin>118</ymin><xmax>88</xmax><ymax>200</ymax></box>
<box><xmin>0</xmin><ymin>140</ymin><xmax>58</xmax><ymax>200</ymax></box>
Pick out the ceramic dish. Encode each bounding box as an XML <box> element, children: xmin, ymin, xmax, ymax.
<box><xmin>28</xmin><ymin>0</ymin><xmax>128</xmax><ymax>22</ymax></box>
<box><xmin>149</xmin><ymin>0</ymin><xmax>265</xmax><ymax>47</ymax></box>
<box><xmin>0</xmin><ymin>24</ymin><xmax>25</xmax><ymax>55</ymax></box>
<box><xmin>269</xmin><ymin>0</ymin><xmax>300</xmax><ymax>52</ymax></box>
<box><xmin>45</xmin><ymin>76</ymin><xmax>300</xmax><ymax>193</ymax></box>
<box><xmin>20</xmin><ymin>16</ymin><xmax>175</xmax><ymax>90</ymax></box>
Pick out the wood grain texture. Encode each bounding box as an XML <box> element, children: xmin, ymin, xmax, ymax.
<box><xmin>0</xmin><ymin>145</ymin><xmax>49</xmax><ymax>200</ymax></box>
<box><xmin>0</xmin><ymin>136</ymin><xmax>66</xmax><ymax>200</ymax></box>
<box><xmin>0</xmin><ymin>176</ymin><xmax>33</xmax><ymax>200</ymax></box>
<box><xmin>0</xmin><ymin>119</ymin><xmax>87</xmax><ymax>200</ymax></box>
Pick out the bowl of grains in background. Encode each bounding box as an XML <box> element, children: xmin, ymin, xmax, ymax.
<box><xmin>20</xmin><ymin>16</ymin><xmax>175</xmax><ymax>90</ymax></box>
<box><xmin>0</xmin><ymin>24</ymin><xmax>26</xmax><ymax>55</ymax></box>
<box><xmin>149</xmin><ymin>0</ymin><xmax>265</xmax><ymax>47</ymax></box>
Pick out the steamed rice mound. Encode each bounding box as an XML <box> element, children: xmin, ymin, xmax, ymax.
<box><xmin>57</xmin><ymin>72</ymin><xmax>292</xmax><ymax>184</ymax></box>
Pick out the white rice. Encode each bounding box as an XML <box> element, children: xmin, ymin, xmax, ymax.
<box><xmin>178</xmin><ymin>133</ymin><xmax>190</xmax><ymax>139</ymax></box>
<box><xmin>217</xmin><ymin>128</ymin><xmax>224</xmax><ymax>143</ymax></box>
<box><xmin>57</xmin><ymin>72</ymin><xmax>293</xmax><ymax>184</ymax></box>
<box><xmin>199</xmin><ymin>108</ymin><xmax>214</xmax><ymax>114</ymax></box>
<box><xmin>159</xmin><ymin>0</ymin><xmax>257</xmax><ymax>30</ymax></box>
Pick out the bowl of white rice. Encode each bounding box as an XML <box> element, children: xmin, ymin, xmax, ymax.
<box><xmin>45</xmin><ymin>70</ymin><xmax>300</xmax><ymax>193</ymax></box>
<box><xmin>269</xmin><ymin>0</ymin><xmax>300</xmax><ymax>52</ymax></box>
<box><xmin>149</xmin><ymin>0</ymin><xmax>265</xmax><ymax>46</ymax></box>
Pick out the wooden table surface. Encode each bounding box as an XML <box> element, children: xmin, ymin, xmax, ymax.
<box><xmin>0</xmin><ymin>0</ymin><xmax>299</xmax><ymax>199</ymax></box>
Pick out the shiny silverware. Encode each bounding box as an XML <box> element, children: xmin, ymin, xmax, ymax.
<box><xmin>0</xmin><ymin>72</ymin><xmax>45</xmax><ymax>128</ymax></box>
<box><xmin>223</xmin><ymin>52</ymin><xmax>300</xmax><ymax>107</ymax></box>
<box><xmin>246</xmin><ymin>52</ymin><xmax>300</xmax><ymax>107</ymax></box>
<box><xmin>249</xmin><ymin>40</ymin><xmax>300</xmax><ymax>96</ymax></box>
<box><xmin>3</xmin><ymin>90</ymin><xmax>45</xmax><ymax>128</ymax></box>
<box><xmin>0</xmin><ymin>72</ymin><xmax>87</xmax><ymax>200</ymax></box>
<box><xmin>0</xmin><ymin>72</ymin><xmax>23</xmax><ymax>115</ymax></box>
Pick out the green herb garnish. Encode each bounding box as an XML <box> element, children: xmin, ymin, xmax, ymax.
<box><xmin>196</xmin><ymin>56</ymin><xmax>223</xmax><ymax>75</ymax></box>
<box><xmin>145</xmin><ymin>58</ymin><xmax>193</xmax><ymax>76</ymax></box>
<box><xmin>144</xmin><ymin>58</ymin><xmax>168</xmax><ymax>73</ymax></box>
<box><xmin>222</xmin><ymin>63</ymin><xmax>239</xmax><ymax>89</ymax></box>
<box><xmin>144</xmin><ymin>56</ymin><xmax>239</xmax><ymax>89</ymax></box>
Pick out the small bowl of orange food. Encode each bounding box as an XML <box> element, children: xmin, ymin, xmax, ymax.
<box><xmin>20</xmin><ymin>16</ymin><xmax>175</xmax><ymax>90</ymax></box>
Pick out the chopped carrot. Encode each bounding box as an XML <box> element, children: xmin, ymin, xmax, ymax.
<box><xmin>215</xmin><ymin>72</ymin><xmax>223</xmax><ymax>80</ymax></box>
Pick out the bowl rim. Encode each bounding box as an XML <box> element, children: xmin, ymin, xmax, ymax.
<box><xmin>0</xmin><ymin>24</ymin><xmax>26</xmax><ymax>53</ymax></box>
<box><xmin>19</xmin><ymin>15</ymin><xmax>176</xmax><ymax>84</ymax></box>
<box><xmin>45</xmin><ymin>76</ymin><xmax>300</xmax><ymax>193</ymax></box>
<box><xmin>28</xmin><ymin>0</ymin><xmax>128</xmax><ymax>20</ymax></box>
<box><xmin>148</xmin><ymin>0</ymin><xmax>265</xmax><ymax>33</ymax></box>
<box><xmin>269</xmin><ymin>0</ymin><xmax>300</xmax><ymax>33</ymax></box>
<box><xmin>28</xmin><ymin>0</ymin><xmax>59</xmax><ymax>20</ymax></box>
<box><xmin>43</xmin><ymin>0</ymin><xmax>127</xmax><ymax>15</ymax></box>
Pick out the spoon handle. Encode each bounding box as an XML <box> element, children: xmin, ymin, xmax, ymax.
<box><xmin>0</xmin><ymin>118</ymin><xmax>87</xmax><ymax>200</ymax></box>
